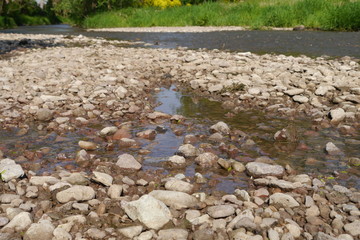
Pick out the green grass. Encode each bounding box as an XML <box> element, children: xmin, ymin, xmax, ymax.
<box><xmin>0</xmin><ymin>15</ymin><xmax>51</xmax><ymax>29</ymax></box>
<box><xmin>0</xmin><ymin>16</ymin><xmax>17</xmax><ymax>29</ymax></box>
<box><xmin>83</xmin><ymin>0</ymin><xmax>360</xmax><ymax>31</ymax></box>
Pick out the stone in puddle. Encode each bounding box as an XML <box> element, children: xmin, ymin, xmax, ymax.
<box><xmin>210</xmin><ymin>121</ymin><xmax>230</xmax><ymax>135</ymax></box>
<box><xmin>246</xmin><ymin>162</ymin><xmax>284</xmax><ymax>178</ymax></box>
<box><xmin>149</xmin><ymin>190</ymin><xmax>198</xmax><ymax>210</ymax></box>
<box><xmin>78</xmin><ymin>140</ymin><xmax>97</xmax><ymax>150</ymax></box>
<box><xmin>56</xmin><ymin>185</ymin><xmax>95</xmax><ymax>203</ymax></box>
<box><xmin>207</xmin><ymin>205</ymin><xmax>235</xmax><ymax>218</ymax></box>
<box><xmin>325</xmin><ymin>142</ymin><xmax>342</xmax><ymax>155</ymax></box>
<box><xmin>177</xmin><ymin>144</ymin><xmax>200</xmax><ymax>158</ymax></box>
<box><xmin>116</xmin><ymin>153</ymin><xmax>142</xmax><ymax>170</ymax></box>
<box><xmin>136</xmin><ymin>129</ymin><xmax>157</xmax><ymax>140</ymax></box>
<box><xmin>122</xmin><ymin>194</ymin><xmax>171</xmax><ymax>230</ymax></box>
<box><xmin>168</xmin><ymin>155</ymin><xmax>186</xmax><ymax>164</ymax></box>
<box><xmin>99</xmin><ymin>126</ymin><xmax>118</xmax><ymax>136</ymax></box>
<box><xmin>195</xmin><ymin>152</ymin><xmax>218</xmax><ymax>167</ymax></box>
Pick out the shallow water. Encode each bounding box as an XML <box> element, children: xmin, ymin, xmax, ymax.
<box><xmin>1</xmin><ymin>24</ymin><xmax>360</xmax><ymax>58</ymax></box>
<box><xmin>0</xmin><ymin>85</ymin><xmax>359</xmax><ymax>193</ymax></box>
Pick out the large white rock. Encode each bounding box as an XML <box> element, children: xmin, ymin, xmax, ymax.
<box><xmin>56</xmin><ymin>186</ymin><xmax>95</xmax><ymax>203</ymax></box>
<box><xmin>149</xmin><ymin>190</ymin><xmax>198</xmax><ymax>210</ymax></box>
<box><xmin>122</xmin><ymin>194</ymin><xmax>171</xmax><ymax>230</ymax></box>
<box><xmin>0</xmin><ymin>158</ymin><xmax>24</xmax><ymax>182</ymax></box>
<box><xmin>177</xmin><ymin>144</ymin><xmax>200</xmax><ymax>158</ymax></box>
<box><xmin>116</xmin><ymin>154</ymin><xmax>142</xmax><ymax>170</ymax></box>
<box><xmin>246</xmin><ymin>162</ymin><xmax>284</xmax><ymax>177</ymax></box>
<box><xmin>24</xmin><ymin>220</ymin><xmax>54</xmax><ymax>240</ymax></box>
<box><xmin>269</xmin><ymin>193</ymin><xmax>300</xmax><ymax>208</ymax></box>
<box><xmin>325</xmin><ymin>142</ymin><xmax>342</xmax><ymax>155</ymax></box>
<box><xmin>2</xmin><ymin>212</ymin><xmax>32</xmax><ymax>231</ymax></box>
<box><xmin>329</xmin><ymin>108</ymin><xmax>345</xmax><ymax>123</ymax></box>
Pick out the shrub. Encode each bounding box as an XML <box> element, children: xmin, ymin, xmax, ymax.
<box><xmin>143</xmin><ymin>0</ymin><xmax>182</xmax><ymax>9</ymax></box>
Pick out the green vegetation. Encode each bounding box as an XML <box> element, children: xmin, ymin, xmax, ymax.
<box><xmin>0</xmin><ymin>0</ymin><xmax>58</xmax><ymax>29</ymax></box>
<box><xmin>82</xmin><ymin>0</ymin><xmax>360</xmax><ymax>31</ymax></box>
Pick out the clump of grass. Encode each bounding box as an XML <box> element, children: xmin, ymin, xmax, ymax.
<box><xmin>220</xmin><ymin>83</ymin><xmax>246</xmax><ymax>93</ymax></box>
<box><xmin>83</xmin><ymin>0</ymin><xmax>360</xmax><ymax>31</ymax></box>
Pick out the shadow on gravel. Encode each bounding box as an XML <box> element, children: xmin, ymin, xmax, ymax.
<box><xmin>0</xmin><ymin>38</ymin><xmax>64</xmax><ymax>55</ymax></box>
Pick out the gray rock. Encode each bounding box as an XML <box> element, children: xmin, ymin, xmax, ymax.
<box><xmin>107</xmin><ymin>184</ymin><xmax>122</xmax><ymax>199</ymax></box>
<box><xmin>195</xmin><ymin>152</ymin><xmax>218</xmax><ymax>167</ymax></box>
<box><xmin>314</xmin><ymin>232</ymin><xmax>337</xmax><ymax>240</ymax></box>
<box><xmin>0</xmin><ymin>158</ymin><xmax>24</xmax><ymax>182</ymax></box>
<box><xmin>235</xmin><ymin>217</ymin><xmax>257</xmax><ymax>230</ymax></box>
<box><xmin>177</xmin><ymin>144</ymin><xmax>200</xmax><ymax>158</ymax></box>
<box><xmin>325</xmin><ymin>142</ymin><xmax>342</xmax><ymax>155</ymax></box>
<box><xmin>24</xmin><ymin>220</ymin><xmax>54</xmax><ymax>240</ymax></box>
<box><xmin>53</xmin><ymin>227</ymin><xmax>72</xmax><ymax>240</ymax></box>
<box><xmin>344</xmin><ymin>220</ymin><xmax>360</xmax><ymax>236</ymax></box>
<box><xmin>210</xmin><ymin>121</ymin><xmax>230</xmax><ymax>135</ymax></box>
<box><xmin>116</xmin><ymin>153</ymin><xmax>142</xmax><ymax>170</ymax></box>
<box><xmin>207</xmin><ymin>205</ymin><xmax>235</xmax><ymax>218</ymax></box>
<box><xmin>78</xmin><ymin>140</ymin><xmax>97</xmax><ymax>150</ymax></box>
<box><xmin>56</xmin><ymin>185</ymin><xmax>95</xmax><ymax>203</ymax></box>
<box><xmin>0</xmin><ymin>217</ymin><xmax>9</xmax><ymax>227</ymax></box>
<box><xmin>118</xmin><ymin>225</ymin><xmax>143</xmax><ymax>239</ymax></box>
<box><xmin>293</xmin><ymin>95</ymin><xmax>309</xmax><ymax>103</ymax></box>
<box><xmin>2</xmin><ymin>212</ymin><xmax>32</xmax><ymax>231</ymax></box>
<box><xmin>36</xmin><ymin>108</ymin><xmax>53</xmax><ymax>121</ymax></box>
<box><xmin>99</xmin><ymin>126</ymin><xmax>118</xmax><ymax>136</ymax></box>
<box><xmin>165</xmin><ymin>179</ymin><xmax>193</xmax><ymax>193</ymax></box>
<box><xmin>92</xmin><ymin>171</ymin><xmax>113</xmax><ymax>186</ymax></box>
<box><xmin>269</xmin><ymin>193</ymin><xmax>300</xmax><ymax>208</ymax></box>
<box><xmin>0</xmin><ymin>194</ymin><xmax>20</xmax><ymax>203</ymax></box>
<box><xmin>268</xmin><ymin>229</ymin><xmax>280</xmax><ymax>240</ymax></box>
<box><xmin>284</xmin><ymin>88</ymin><xmax>304</xmax><ymax>96</ymax></box>
<box><xmin>62</xmin><ymin>172</ymin><xmax>89</xmax><ymax>185</ymax></box>
<box><xmin>122</xmin><ymin>194</ymin><xmax>171</xmax><ymax>230</ymax></box>
<box><xmin>149</xmin><ymin>190</ymin><xmax>198</xmax><ymax>210</ymax></box>
<box><xmin>158</xmin><ymin>229</ymin><xmax>189</xmax><ymax>240</ymax></box>
<box><xmin>29</xmin><ymin>176</ymin><xmax>60</xmax><ymax>185</ymax></box>
<box><xmin>246</xmin><ymin>162</ymin><xmax>284</xmax><ymax>177</ymax></box>
<box><xmin>85</xmin><ymin>228</ymin><xmax>106</xmax><ymax>239</ymax></box>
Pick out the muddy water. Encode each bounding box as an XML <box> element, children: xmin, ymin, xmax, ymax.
<box><xmin>1</xmin><ymin>24</ymin><xmax>360</xmax><ymax>58</ymax></box>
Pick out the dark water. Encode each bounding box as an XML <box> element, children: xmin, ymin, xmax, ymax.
<box><xmin>1</xmin><ymin>24</ymin><xmax>360</xmax><ymax>58</ymax></box>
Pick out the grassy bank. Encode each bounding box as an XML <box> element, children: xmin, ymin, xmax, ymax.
<box><xmin>83</xmin><ymin>0</ymin><xmax>360</xmax><ymax>31</ymax></box>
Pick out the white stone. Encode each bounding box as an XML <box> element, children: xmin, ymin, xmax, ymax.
<box><xmin>168</xmin><ymin>155</ymin><xmax>186</xmax><ymax>164</ymax></box>
<box><xmin>92</xmin><ymin>171</ymin><xmax>113</xmax><ymax>186</ymax></box>
<box><xmin>165</xmin><ymin>179</ymin><xmax>193</xmax><ymax>193</ymax></box>
<box><xmin>210</xmin><ymin>121</ymin><xmax>230</xmax><ymax>134</ymax></box>
<box><xmin>149</xmin><ymin>190</ymin><xmax>198</xmax><ymax>210</ymax></box>
<box><xmin>330</xmin><ymin>108</ymin><xmax>346</xmax><ymax>122</ymax></box>
<box><xmin>118</xmin><ymin>225</ymin><xmax>143</xmax><ymax>239</ymax></box>
<box><xmin>56</xmin><ymin>186</ymin><xmax>95</xmax><ymax>203</ymax></box>
<box><xmin>115</xmin><ymin>86</ymin><xmax>128</xmax><ymax>99</ymax></box>
<box><xmin>177</xmin><ymin>144</ymin><xmax>199</xmax><ymax>158</ymax></box>
<box><xmin>24</xmin><ymin>220</ymin><xmax>54</xmax><ymax>240</ymax></box>
<box><xmin>269</xmin><ymin>193</ymin><xmax>299</xmax><ymax>208</ymax></box>
<box><xmin>122</xmin><ymin>194</ymin><xmax>172</xmax><ymax>230</ymax></box>
<box><xmin>207</xmin><ymin>205</ymin><xmax>235</xmax><ymax>218</ymax></box>
<box><xmin>116</xmin><ymin>154</ymin><xmax>142</xmax><ymax>170</ymax></box>
<box><xmin>99</xmin><ymin>126</ymin><xmax>118</xmax><ymax>136</ymax></box>
<box><xmin>107</xmin><ymin>184</ymin><xmax>122</xmax><ymax>199</ymax></box>
<box><xmin>0</xmin><ymin>158</ymin><xmax>24</xmax><ymax>182</ymax></box>
<box><xmin>293</xmin><ymin>95</ymin><xmax>309</xmax><ymax>103</ymax></box>
<box><xmin>246</xmin><ymin>162</ymin><xmax>284</xmax><ymax>177</ymax></box>
<box><xmin>3</xmin><ymin>212</ymin><xmax>32</xmax><ymax>231</ymax></box>
<box><xmin>29</xmin><ymin>176</ymin><xmax>60</xmax><ymax>185</ymax></box>
<box><xmin>284</xmin><ymin>88</ymin><xmax>304</xmax><ymax>96</ymax></box>
<box><xmin>157</xmin><ymin>229</ymin><xmax>189</xmax><ymax>240</ymax></box>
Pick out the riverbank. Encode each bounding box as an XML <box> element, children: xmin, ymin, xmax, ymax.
<box><xmin>83</xmin><ymin>0</ymin><xmax>360</xmax><ymax>31</ymax></box>
<box><xmin>0</xmin><ymin>33</ymin><xmax>359</xmax><ymax>240</ymax></box>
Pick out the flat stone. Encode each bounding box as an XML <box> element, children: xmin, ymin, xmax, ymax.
<box><xmin>149</xmin><ymin>190</ymin><xmax>198</xmax><ymax>210</ymax></box>
<box><xmin>85</xmin><ymin>228</ymin><xmax>106</xmax><ymax>240</ymax></box>
<box><xmin>78</xmin><ymin>140</ymin><xmax>97</xmax><ymax>150</ymax></box>
<box><xmin>122</xmin><ymin>194</ymin><xmax>171</xmax><ymax>230</ymax></box>
<box><xmin>269</xmin><ymin>193</ymin><xmax>300</xmax><ymax>208</ymax></box>
<box><xmin>29</xmin><ymin>176</ymin><xmax>60</xmax><ymax>185</ymax></box>
<box><xmin>116</xmin><ymin>153</ymin><xmax>142</xmax><ymax>170</ymax></box>
<box><xmin>314</xmin><ymin>232</ymin><xmax>338</xmax><ymax>240</ymax></box>
<box><xmin>177</xmin><ymin>144</ymin><xmax>200</xmax><ymax>158</ymax></box>
<box><xmin>56</xmin><ymin>185</ymin><xmax>95</xmax><ymax>203</ymax></box>
<box><xmin>0</xmin><ymin>158</ymin><xmax>24</xmax><ymax>182</ymax></box>
<box><xmin>36</xmin><ymin>108</ymin><xmax>53</xmax><ymax>121</ymax></box>
<box><xmin>325</xmin><ymin>142</ymin><xmax>342</xmax><ymax>155</ymax></box>
<box><xmin>165</xmin><ymin>179</ymin><xmax>193</xmax><ymax>193</ymax></box>
<box><xmin>118</xmin><ymin>225</ymin><xmax>143</xmax><ymax>239</ymax></box>
<box><xmin>99</xmin><ymin>126</ymin><xmax>118</xmax><ymax>136</ymax></box>
<box><xmin>293</xmin><ymin>95</ymin><xmax>309</xmax><ymax>103</ymax></box>
<box><xmin>207</xmin><ymin>205</ymin><xmax>235</xmax><ymax>218</ymax></box>
<box><xmin>0</xmin><ymin>194</ymin><xmax>20</xmax><ymax>203</ymax></box>
<box><xmin>246</xmin><ymin>162</ymin><xmax>284</xmax><ymax>177</ymax></box>
<box><xmin>158</xmin><ymin>229</ymin><xmax>189</xmax><ymax>240</ymax></box>
<box><xmin>284</xmin><ymin>88</ymin><xmax>304</xmax><ymax>96</ymax></box>
<box><xmin>92</xmin><ymin>171</ymin><xmax>113</xmax><ymax>186</ymax></box>
<box><xmin>61</xmin><ymin>172</ymin><xmax>89</xmax><ymax>185</ymax></box>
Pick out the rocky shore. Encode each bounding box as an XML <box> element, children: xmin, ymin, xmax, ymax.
<box><xmin>0</xmin><ymin>33</ymin><xmax>359</xmax><ymax>240</ymax></box>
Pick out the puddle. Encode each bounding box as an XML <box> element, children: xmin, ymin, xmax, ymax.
<box><xmin>0</xmin><ymin>85</ymin><xmax>359</xmax><ymax>193</ymax></box>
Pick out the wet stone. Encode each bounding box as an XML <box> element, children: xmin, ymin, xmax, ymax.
<box><xmin>246</xmin><ymin>162</ymin><xmax>284</xmax><ymax>178</ymax></box>
<box><xmin>116</xmin><ymin>154</ymin><xmax>142</xmax><ymax>170</ymax></box>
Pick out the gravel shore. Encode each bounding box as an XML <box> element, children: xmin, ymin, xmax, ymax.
<box><xmin>0</xmin><ymin>33</ymin><xmax>359</xmax><ymax>240</ymax></box>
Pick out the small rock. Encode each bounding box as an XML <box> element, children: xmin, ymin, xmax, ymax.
<box><xmin>284</xmin><ymin>88</ymin><xmax>304</xmax><ymax>96</ymax></box>
<box><xmin>165</xmin><ymin>179</ymin><xmax>193</xmax><ymax>193</ymax></box>
<box><xmin>118</xmin><ymin>225</ymin><xmax>143</xmax><ymax>239</ymax></box>
<box><xmin>207</xmin><ymin>205</ymin><xmax>235</xmax><ymax>218</ymax></box>
<box><xmin>116</xmin><ymin>154</ymin><xmax>142</xmax><ymax>170</ymax></box>
<box><xmin>136</xmin><ymin>129</ymin><xmax>157</xmax><ymax>140</ymax></box>
<box><xmin>177</xmin><ymin>144</ymin><xmax>200</xmax><ymax>158</ymax></box>
<box><xmin>100</xmin><ymin>126</ymin><xmax>118</xmax><ymax>136</ymax></box>
<box><xmin>269</xmin><ymin>193</ymin><xmax>299</xmax><ymax>208</ymax></box>
<box><xmin>329</xmin><ymin>108</ymin><xmax>345</xmax><ymax>123</ymax></box>
<box><xmin>0</xmin><ymin>158</ymin><xmax>24</xmax><ymax>182</ymax></box>
<box><xmin>24</xmin><ymin>220</ymin><xmax>54</xmax><ymax>240</ymax></box>
<box><xmin>2</xmin><ymin>212</ymin><xmax>32</xmax><ymax>231</ymax></box>
<box><xmin>210</xmin><ymin>121</ymin><xmax>230</xmax><ymax>135</ymax></box>
<box><xmin>195</xmin><ymin>152</ymin><xmax>218</xmax><ymax>167</ymax></box>
<box><xmin>149</xmin><ymin>190</ymin><xmax>198</xmax><ymax>210</ymax></box>
<box><xmin>344</xmin><ymin>220</ymin><xmax>360</xmax><ymax>236</ymax></box>
<box><xmin>92</xmin><ymin>171</ymin><xmax>113</xmax><ymax>186</ymax></box>
<box><xmin>246</xmin><ymin>162</ymin><xmax>284</xmax><ymax>177</ymax></box>
<box><xmin>56</xmin><ymin>185</ymin><xmax>95</xmax><ymax>203</ymax></box>
<box><xmin>36</xmin><ymin>108</ymin><xmax>53</xmax><ymax>121</ymax></box>
<box><xmin>293</xmin><ymin>95</ymin><xmax>309</xmax><ymax>103</ymax></box>
<box><xmin>168</xmin><ymin>155</ymin><xmax>186</xmax><ymax>164</ymax></box>
<box><xmin>108</xmin><ymin>184</ymin><xmax>122</xmax><ymax>199</ymax></box>
<box><xmin>158</xmin><ymin>229</ymin><xmax>189</xmax><ymax>240</ymax></box>
<box><xmin>78</xmin><ymin>140</ymin><xmax>97</xmax><ymax>150</ymax></box>
<box><xmin>85</xmin><ymin>228</ymin><xmax>106</xmax><ymax>239</ymax></box>
<box><xmin>325</xmin><ymin>142</ymin><xmax>342</xmax><ymax>155</ymax></box>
